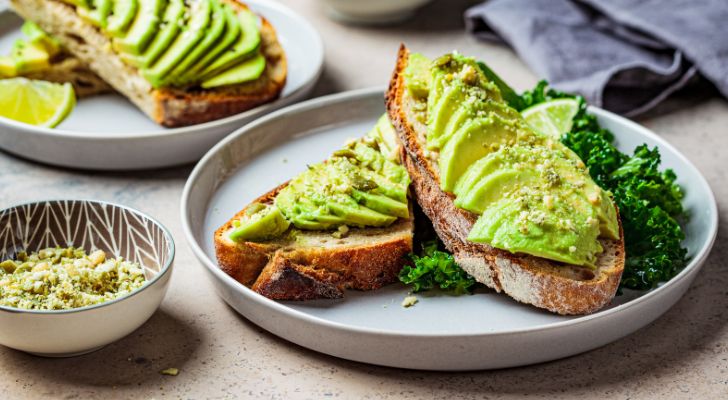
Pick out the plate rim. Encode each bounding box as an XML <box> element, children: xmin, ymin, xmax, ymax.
<box><xmin>0</xmin><ymin>0</ymin><xmax>324</xmax><ymax>139</ymax></box>
<box><xmin>181</xmin><ymin>86</ymin><xmax>719</xmax><ymax>339</ymax></box>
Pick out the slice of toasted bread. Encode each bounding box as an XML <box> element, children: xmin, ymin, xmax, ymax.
<box><xmin>21</xmin><ymin>55</ymin><xmax>113</xmax><ymax>97</ymax></box>
<box><xmin>10</xmin><ymin>0</ymin><xmax>287</xmax><ymax>127</ymax></box>
<box><xmin>215</xmin><ymin>183</ymin><xmax>414</xmax><ymax>300</ymax></box>
<box><xmin>386</xmin><ymin>45</ymin><xmax>625</xmax><ymax>315</ymax></box>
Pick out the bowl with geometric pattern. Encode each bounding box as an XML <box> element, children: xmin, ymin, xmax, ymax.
<box><xmin>0</xmin><ymin>200</ymin><xmax>175</xmax><ymax>357</ymax></box>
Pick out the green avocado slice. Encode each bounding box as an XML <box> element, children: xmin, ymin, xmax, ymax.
<box><xmin>453</xmin><ymin>152</ymin><xmax>506</xmax><ymax>198</ymax></box>
<box><xmin>327</xmin><ymin>202</ymin><xmax>397</xmax><ymax>228</ymax></box>
<box><xmin>78</xmin><ymin>0</ymin><xmax>113</xmax><ymax>28</ymax></box>
<box><xmin>142</xmin><ymin>0</ymin><xmax>212</xmax><ymax>88</ymax></box>
<box><xmin>228</xmin><ymin>204</ymin><xmax>290</xmax><ymax>242</ymax></box>
<box><xmin>10</xmin><ymin>40</ymin><xmax>49</xmax><ymax>73</ymax></box>
<box><xmin>107</xmin><ymin>0</ymin><xmax>139</xmax><ymax>37</ymax></box>
<box><xmin>177</xmin><ymin>4</ymin><xmax>241</xmax><ymax>84</ymax></box>
<box><xmin>200</xmin><ymin>8</ymin><xmax>260</xmax><ymax>80</ymax></box>
<box><xmin>168</xmin><ymin>0</ymin><xmax>227</xmax><ymax>85</ymax></box>
<box><xmin>113</xmin><ymin>0</ymin><xmax>166</xmax><ymax>55</ymax></box>
<box><xmin>456</xmin><ymin>169</ymin><xmax>540</xmax><ymax>214</ymax></box>
<box><xmin>200</xmin><ymin>53</ymin><xmax>265</xmax><ymax>88</ymax></box>
<box><xmin>21</xmin><ymin>22</ymin><xmax>61</xmax><ymax>56</ymax></box>
<box><xmin>404</xmin><ymin>53</ymin><xmax>432</xmax><ymax>99</ymax></box>
<box><xmin>439</xmin><ymin>116</ymin><xmax>520</xmax><ymax>191</ymax></box>
<box><xmin>351</xmin><ymin>190</ymin><xmax>409</xmax><ymax>219</ymax></box>
<box><xmin>427</xmin><ymin>81</ymin><xmax>467</xmax><ymax>150</ymax></box>
<box><xmin>121</xmin><ymin>0</ymin><xmax>185</xmax><ymax>68</ymax></box>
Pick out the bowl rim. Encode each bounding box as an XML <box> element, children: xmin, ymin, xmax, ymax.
<box><xmin>181</xmin><ymin>87</ymin><xmax>719</xmax><ymax>338</ymax></box>
<box><xmin>0</xmin><ymin>199</ymin><xmax>176</xmax><ymax>315</ymax></box>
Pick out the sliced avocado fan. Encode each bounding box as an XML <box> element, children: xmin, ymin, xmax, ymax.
<box><xmin>229</xmin><ymin>116</ymin><xmax>410</xmax><ymax>242</ymax></box>
<box><xmin>61</xmin><ymin>0</ymin><xmax>268</xmax><ymax>89</ymax></box>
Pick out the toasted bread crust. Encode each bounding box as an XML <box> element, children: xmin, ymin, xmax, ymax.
<box><xmin>11</xmin><ymin>0</ymin><xmax>287</xmax><ymax>127</ymax></box>
<box><xmin>214</xmin><ymin>183</ymin><xmax>414</xmax><ymax>300</ymax></box>
<box><xmin>386</xmin><ymin>45</ymin><xmax>625</xmax><ymax>315</ymax></box>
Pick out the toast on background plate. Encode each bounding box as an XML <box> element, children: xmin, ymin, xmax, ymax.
<box><xmin>21</xmin><ymin>56</ymin><xmax>112</xmax><ymax>97</ymax></box>
<box><xmin>386</xmin><ymin>45</ymin><xmax>626</xmax><ymax>315</ymax></box>
<box><xmin>214</xmin><ymin>119</ymin><xmax>414</xmax><ymax>300</ymax></box>
<box><xmin>10</xmin><ymin>0</ymin><xmax>287</xmax><ymax>127</ymax></box>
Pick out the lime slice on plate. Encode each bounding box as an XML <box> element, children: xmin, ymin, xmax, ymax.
<box><xmin>0</xmin><ymin>78</ymin><xmax>76</xmax><ymax>128</ymax></box>
<box><xmin>521</xmin><ymin>98</ymin><xmax>580</xmax><ymax>139</ymax></box>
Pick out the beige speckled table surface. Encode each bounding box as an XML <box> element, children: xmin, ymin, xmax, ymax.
<box><xmin>1</xmin><ymin>1</ymin><xmax>726</xmax><ymax>399</ymax></box>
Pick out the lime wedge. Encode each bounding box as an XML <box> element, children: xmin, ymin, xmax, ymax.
<box><xmin>521</xmin><ymin>98</ymin><xmax>580</xmax><ymax>139</ymax></box>
<box><xmin>0</xmin><ymin>78</ymin><xmax>75</xmax><ymax>128</ymax></box>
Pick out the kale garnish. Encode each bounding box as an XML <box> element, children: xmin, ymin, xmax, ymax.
<box><xmin>398</xmin><ymin>240</ymin><xmax>477</xmax><ymax>295</ymax></box>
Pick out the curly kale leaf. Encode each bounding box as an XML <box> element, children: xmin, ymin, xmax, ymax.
<box><xmin>518</xmin><ymin>82</ymin><xmax>688</xmax><ymax>290</ymax></box>
<box><xmin>399</xmin><ymin>240</ymin><xmax>477</xmax><ymax>295</ymax></box>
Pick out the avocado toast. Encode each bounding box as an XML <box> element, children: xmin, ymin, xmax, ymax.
<box><xmin>10</xmin><ymin>0</ymin><xmax>286</xmax><ymax>127</ymax></box>
<box><xmin>387</xmin><ymin>46</ymin><xmax>625</xmax><ymax>315</ymax></box>
<box><xmin>214</xmin><ymin>117</ymin><xmax>414</xmax><ymax>300</ymax></box>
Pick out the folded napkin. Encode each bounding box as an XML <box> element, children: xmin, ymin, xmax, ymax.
<box><xmin>465</xmin><ymin>0</ymin><xmax>728</xmax><ymax>116</ymax></box>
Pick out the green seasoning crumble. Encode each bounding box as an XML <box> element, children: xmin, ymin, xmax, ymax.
<box><xmin>0</xmin><ymin>247</ymin><xmax>147</xmax><ymax>310</ymax></box>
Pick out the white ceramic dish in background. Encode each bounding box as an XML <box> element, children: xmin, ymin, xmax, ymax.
<box><xmin>0</xmin><ymin>0</ymin><xmax>323</xmax><ymax>170</ymax></box>
<box><xmin>181</xmin><ymin>88</ymin><xmax>718</xmax><ymax>370</ymax></box>
<box><xmin>319</xmin><ymin>0</ymin><xmax>434</xmax><ymax>24</ymax></box>
<box><xmin>0</xmin><ymin>200</ymin><xmax>175</xmax><ymax>357</ymax></box>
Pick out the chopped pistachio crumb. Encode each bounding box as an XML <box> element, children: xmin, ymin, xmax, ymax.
<box><xmin>332</xmin><ymin>224</ymin><xmax>350</xmax><ymax>239</ymax></box>
<box><xmin>401</xmin><ymin>295</ymin><xmax>418</xmax><ymax>308</ymax></box>
<box><xmin>0</xmin><ymin>247</ymin><xmax>146</xmax><ymax>310</ymax></box>
<box><xmin>160</xmin><ymin>368</ymin><xmax>179</xmax><ymax>376</ymax></box>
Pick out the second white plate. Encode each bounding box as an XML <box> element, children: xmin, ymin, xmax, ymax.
<box><xmin>181</xmin><ymin>88</ymin><xmax>717</xmax><ymax>370</ymax></box>
<box><xmin>0</xmin><ymin>0</ymin><xmax>323</xmax><ymax>170</ymax></box>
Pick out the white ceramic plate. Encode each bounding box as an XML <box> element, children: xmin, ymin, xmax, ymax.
<box><xmin>181</xmin><ymin>88</ymin><xmax>718</xmax><ymax>370</ymax></box>
<box><xmin>0</xmin><ymin>0</ymin><xmax>323</xmax><ymax>170</ymax></box>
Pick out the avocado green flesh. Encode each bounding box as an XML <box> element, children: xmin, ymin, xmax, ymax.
<box><xmin>78</xmin><ymin>0</ymin><xmax>112</xmax><ymax>28</ymax></box>
<box><xmin>142</xmin><ymin>0</ymin><xmax>212</xmax><ymax>88</ymax></box>
<box><xmin>439</xmin><ymin>116</ymin><xmax>520</xmax><ymax>191</ymax></box>
<box><xmin>107</xmin><ymin>0</ymin><xmax>138</xmax><ymax>37</ymax></box>
<box><xmin>122</xmin><ymin>0</ymin><xmax>185</xmax><ymax>68</ymax></box>
<box><xmin>201</xmin><ymin>53</ymin><xmax>265</xmax><ymax>89</ymax></box>
<box><xmin>455</xmin><ymin>169</ymin><xmax>539</xmax><ymax>214</ymax></box>
<box><xmin>113</xmin><ymin>0</ymin><xmax>165</xmax><ymax>55</ymax></box>
<box><xmin>228</xmin><ymin>120</ymin><xmax>408</xmax><ymax>241</ymax></box>
<box><xmin>404</xmin><ymin>53</ymin><xmax>431</xmax><ymax>99</ymax></box>
<box><xmin>20</xmin><ymin>22</ymin><xmax>60</xmax><ymax>57</ymax></box>
<box><xmin>63</xmin><ymin>0</ymin><xmax>267</xmax><ymax>89</ymax></box>
<box><xmin>406</xmin><ymin>52</ymin><xmax>619</xmax><ymax>267</ymax></box>
<box><xmin>352</xmin><ymin>190</ymin><xmax>409</xmax><ymax>219</ymax></box>
<box><xmin>178</xmin><ymin>4</ymin><xmax>241</xmax><ymax>83</ymax></box>
<box><xmin>468</xmin><ymin>198</ymin><xmax>603</xmax><ymax>268</ymax></box>
<box><xmin>200</xmin><ymin>8</ymin><xmax>261</xmax><ymax>80</ymax></box>
<box><xmin>11</xmin><ymin>40</ymin><xmax>50</xmax><ymax>73</ymax></box>
<box><xmin>367</xmin><ymin>114</ymin><xmax>400</xmax><ymax>162</ymax></box>
<box><xmin>169</xmin><ymin>0</ymin><xmax>227</xmax><ymax>85</ymax></box>
<box><xmin>275</xmin><ymin>153</ymin><xmax>406</xmax><ymax>230</ymax></box>
<box><xmin>229</xmin><ymin>204</ymin><xmax>290</xmax><ymax>242</ymax></box>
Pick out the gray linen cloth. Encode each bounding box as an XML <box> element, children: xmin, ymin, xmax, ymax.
<box><xmin>465</xmin><ymin>0</ymin><xmax>728</xmax><ymax>116</ymax></box>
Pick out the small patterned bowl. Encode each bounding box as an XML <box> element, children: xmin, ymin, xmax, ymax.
<box><xmin>0</xmin><ymin>200</ymin><xmax>175</xmax><ymax>357</ymax></box>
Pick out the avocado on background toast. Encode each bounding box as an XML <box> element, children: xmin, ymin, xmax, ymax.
<box><xmin>10</xmin><ymin>0</ymin><xmax>287</xmax><ymax>127</ymax></box>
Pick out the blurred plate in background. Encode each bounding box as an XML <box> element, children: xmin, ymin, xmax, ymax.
<box><xmin>0</xmin><ymin>0</ymin><xmax>323</xmax><ymax>170</ymax></box>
